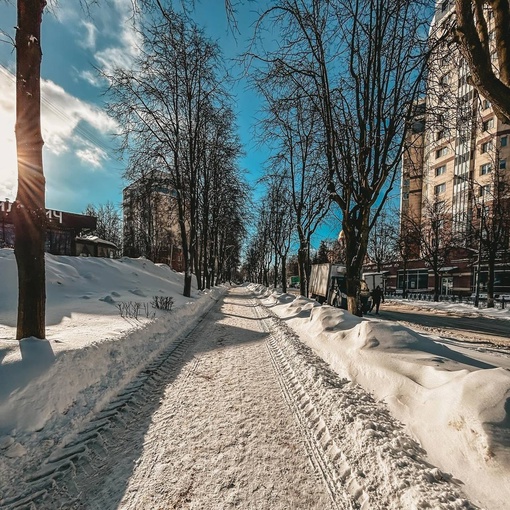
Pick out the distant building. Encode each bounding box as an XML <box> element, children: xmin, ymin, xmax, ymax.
<box><xmin>75</xmin><ymin>236</ymin><xmax>119</xmax><ymax>258</ymax></box>
<box><xmin>0</xmin><ymin>200</ymin><xmax>97</xmax><ymax>256</ymax></box>
<box><xmin>122</xmin><ymin>171</ymin><xmax>183</xmax><ymax>271</ymax></box>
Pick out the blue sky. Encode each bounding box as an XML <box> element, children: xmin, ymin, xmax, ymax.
<box><xmin>0</xmin><ymin>1</ymin><xmax>341</xmax><ymax>247</ymax></box>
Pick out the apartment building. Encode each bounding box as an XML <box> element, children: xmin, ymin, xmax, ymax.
<box><xmin>122</xmin><ymin>171</ymin><xmax>183</xmax><ymax>271</ymax></box>
<box><xmin>399</xmin><ymin>0</ymin><xmax>510</xmax><ymax>297</ymax></box>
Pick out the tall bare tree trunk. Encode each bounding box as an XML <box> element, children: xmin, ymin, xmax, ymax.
<box><xmin>14</xmin><ymin>0</ymin><xmax>47</xmax><ymax>340</ymax></box>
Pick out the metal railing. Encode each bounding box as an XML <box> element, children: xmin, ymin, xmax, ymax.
<box><xmin>386</xmin><ymin>292</ymin><xmax>508</xmax><ymax>310</ymax></box>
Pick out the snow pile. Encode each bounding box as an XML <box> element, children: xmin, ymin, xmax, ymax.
<box><xmin>0</xmin><ymin>249</ymin><xmax>223</xmax><ymax>484</ymax></box>
<box><xmin>253</xmin><ymin>286</ymin><xmax>510</xmax><ymax>509</ymax></box>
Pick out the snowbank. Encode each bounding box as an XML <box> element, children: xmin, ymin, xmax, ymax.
<box><xmin>253</xmin><ymin>286</ymin><xmax>510</xmax><ymax>510</ymax></box>
<box><xmin>0</xmin><ymin>249</ymin><xmax>224</xmax><ymax>484</ymax></box>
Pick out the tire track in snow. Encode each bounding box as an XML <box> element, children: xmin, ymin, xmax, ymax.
<box><xmin>255</xmin><ymin>294</ymin><xmax>479</xmax><ymax>509</ymax></box>
<box><xmin>2</xmin><ymin>288</ymin><xmax>334</xmax><ymax>509</ymax></box>
<box><xmin>0</xmin><ymin>305</ymin><xmax>216</xmax><ymax>510</ymax></box>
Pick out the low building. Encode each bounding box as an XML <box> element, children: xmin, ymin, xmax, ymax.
<box><xmin>1</xmin><ymin>200</ymin><xmax>97</xmax><ymax>256</ymax></box>
<box><xmin>75</xmin><ymin>236</ymin><xmax>119</xmax><ymax>258</ymax></box>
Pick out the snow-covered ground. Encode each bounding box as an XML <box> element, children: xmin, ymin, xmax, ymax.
<box><xmin>254</xmin><ymin>287</ymin><xmax>510</xmax><ymax>509</ymax></box>
<box><xmin>0</xmin><ymin>248</ymin><xmax>509</xmax><ymax>509</ymax></box>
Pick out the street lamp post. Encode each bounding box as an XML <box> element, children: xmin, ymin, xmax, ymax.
<box><xmin>474</xmin><ymin>192</ymin><xmax>485</xmax><ymax>308</ymax></box>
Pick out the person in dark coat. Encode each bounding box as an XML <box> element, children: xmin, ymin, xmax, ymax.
<box><xmin>370</xmin><ymin>285</ymin><xmax>384</xmax><ymax>314</ymax></box>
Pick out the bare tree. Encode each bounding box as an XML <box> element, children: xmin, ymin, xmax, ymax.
<box><xmin>467</xmin><ymin>165</ymin><xmax>510</xmax><ymax>306</ymax></box>
<box><xmin>396</xmin><ymin>210</ymin><xmax>421</xmax><ymax>299</ymax></box>
<box><xmin>252</xmin><ymin>0</ymin><xmax>430</xmax><ymax>314</ymax></box>
<box><xmin>195</xmin><ymin>105</ymin><xmax>246</xmax><ymax>289</ymax></box>
<box><xmin>367</xmin><ymin>210</ymin><xmax>399</xmax><ymax>272</ymax></box>
<box><xmin>265</xmin><ymin>175</ymin><xmax>295</xmax><ymax>292</ymax></box>
<box><xmin>84</xmin><ymin>201</ymin><xmax>122</xmax><ymax>249</ymax></box>
<box><xmin>242</xmin><ymin>210</ymin><xmax>273</xmax><ymax>287</ymax></box>
<box><xmin>2</xmin><ymin>0</ymin><xmax>236</xmax><ymax>339</ymax></box>
<box><xmin>410</xmin><ymin>198</ymin><xmax>459</xmax><ymax>301</ymax></box>
<box><xmin>105</xmin><ymin>9</ymin><xmax>229</xmax><ymax>297</ymax></box>
<box><xmin>454</xmin><ymin>0</ymin><xmax>510</xmax><ymax>124</ymax></box>
<box><xmin>255</xmin><ymin>73</ymin><xmax>330</xmax><ymax>297</ymax></box>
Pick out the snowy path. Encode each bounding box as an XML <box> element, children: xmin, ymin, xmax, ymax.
<box><xmin>3</xmin><ymin>288</ymin><xmax>477</xmax><ymax>509</ymax></box>
<box><xmin>6</xmin><ymin>289</ymin><xmax>331</xmax><ymax>509</ymax></box>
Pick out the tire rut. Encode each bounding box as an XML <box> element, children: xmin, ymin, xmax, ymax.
<box><xmin>0</xmin><ymin>306</ymin><xmax>215</xmax><ymax>510</ymax></box>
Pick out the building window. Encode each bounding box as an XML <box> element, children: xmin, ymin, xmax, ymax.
<box><xmin>440</xmin><ymin>73</ymin><xmax>450</xmax><ymax>87</ymax></box>
<box><xmin>435</xmin><ymin>165</ymin><xmax>446</xmax><ymax>177</ymax></box>
<box><xmin>480</xmin><ymin>163</ymin><xmax>492</xmax><ymax>175</ymax></box>
<box><xmin>500</xmin><ymin>159</ymin><xmax>507</xmax><ymax>170</ymax></box>
<box><xmin>482</xmin><ymin>118</ymin><xmax>494</xmax><ymax>131</ymax></box>
<box><xmin>436</xmin><ymin>146</ymin><xmax>448</xmax><ymax>158</ymax></box>
<box><xmin>436</xmin><ymin>130</ymin><xmax>444</xmax><ymax>141</ymax></box>
<box><xmin>441</xmin><ymin>0</ymin><xmax>449</xmax><ymax>12</ymax></box>
<box><xmin>435</xmin><ymin>183</ymin><xmax>446</xmax><ymax>195</ymax></box>
<box><xmin>501</xmin><ymin>135</ymin><xmax>508</xmax><ymax>147</ymax></box>
<box><xmin>398</xmin><ymin>269</ymin><xmax>429</xmax><ymax>291</ymax></box>
<box><xmin>481</xmin><ymin>140</ymin><xmax>493</xmax><ymax>153</ymax></box>
<box><xmin>482</xmin><ymin>98</ymin><xmax>491</xmax><ymax>110</ymax></box>
<box><xmin>480</xmin><ymin>184</ymin><xmax>491</xmax><ymax>197</ymax></box>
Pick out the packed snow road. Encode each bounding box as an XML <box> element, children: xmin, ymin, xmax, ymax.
<box><xmin>3</xmin><ymin>288</ymin><xmax>476</xmax><ymax>509</ymax></box>
<box><xmin>380</xmin><ymin>302</ymin><xmax>510</xmax><ymax>347</ymax></box>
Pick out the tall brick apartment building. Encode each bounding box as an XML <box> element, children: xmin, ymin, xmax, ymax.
<box><xmin>397</xmin><ymin>0</ymin><xmax>510</xmax><ymax>298</ymax></box>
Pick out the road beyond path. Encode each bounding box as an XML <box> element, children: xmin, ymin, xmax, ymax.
<box><xmin>378</xmin><ymin>301</ymin><xmax>510</xmax><ymax>347</ymax></box>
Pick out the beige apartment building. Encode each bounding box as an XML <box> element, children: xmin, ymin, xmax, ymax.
<box><xmin>399</xmin><ymin>0</ymin><xmax>510</xmax><ymax>298</ymax></box>
<box><xmin>123</xmin><ymin>171</ymin><xmax>184</xmax><ymax>271</ymax></box>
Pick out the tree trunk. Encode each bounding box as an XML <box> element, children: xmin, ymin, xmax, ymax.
<box><xmin>281</xmin><ymin>255</ymin><xmax>287</xmax><ymax>294</ymax></box>
<box><xmin>433</xmin><ymin>273</ymin><xmax>440</xmax><ymax>301</ymax></box>
<box><xmin>298</xmin><ymin>242</ymin><xmax>308</xmax><ymax>297</ymax></box>
<box><xmin>487</xmin><ymin>255</ymin><xmax>496</xmax><ymax>308</ymax></box>
<box><xmin>402</xmin><ymin>259</ymin><xmax>408</xmax><ymax>299</ymax></box>
<box><xmin>14</xmin><ymin>0</ymin><xmax>47</xmax><ymax>340</ymax></box>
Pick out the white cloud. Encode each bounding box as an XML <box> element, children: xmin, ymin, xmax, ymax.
<box><xmin>76</xmin><ymin>69</ymin><xmax>106</xmax><ymax>88</ymax></box>
<box><xmin>0</xmin><ymin>66</ymin><xmax>118</xmax><ymax>200</ymax></box>
<box><xmin>93</xmin><ymin>9</ymin><xmax>143</xmax><ymax>73</ymax></box>
<box><xmin>79</xmin><ymin>21</ymin><xmax>98</xmax><ymax>50</ymax></box>
<box><xmin>76</xmin><ymin>144</ymin><xmax>108</xmax><ymax>168</ymax></box>
<box><xmin>53</xmin><ymin>1</ymin><xmax>142</xmax><ymax>84</ymax></box>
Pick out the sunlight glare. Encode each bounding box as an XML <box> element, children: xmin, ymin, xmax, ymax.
<box><xmin>0</xmin><ymin>67</ymin><xmax>17</xmax><ymax>201</ymax></box>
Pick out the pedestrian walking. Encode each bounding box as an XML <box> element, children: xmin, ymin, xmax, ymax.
<box><xmin>370</xmin><ymin>285</ymin><xmax>384</xmax><ymax>314</ymax></box>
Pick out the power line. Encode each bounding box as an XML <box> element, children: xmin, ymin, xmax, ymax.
<box><xmin>0</xmin><ymin>61</ymin><xmax>118</xmax><ymax>161</ymax></box>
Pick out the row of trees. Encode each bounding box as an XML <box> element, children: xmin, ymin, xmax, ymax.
<box><xmin>244</xmin><ymin>0</ymin><xmax>510</xmax><ymax>311</ymax></box>
<box><xmin>247</xmin><ymin>167</ymin><xmax>510</xmax><ymax>309</ymax></box>
<box><xmin>242</xmin><ymin>0</ymin><xmax>431</xmax><ymax>312</ymax></box>
<box><xmin>105</xmin><ymin>8</ymin><xmax>248</xmax><ymax>296</ymax></box>
<box><xmin>83</xmin><ymin>202</ymin><xmax>123</xmax><ymax>250</ymax></box>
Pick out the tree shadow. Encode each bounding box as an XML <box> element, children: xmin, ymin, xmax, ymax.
<box><xmin>0</xmin><ymin>338</ymin><xmax>55</xmax><ymax>407</ymax></box>
<box><xmin>34</xmin><ymin>299</ymin><xmax>270</xmax><ymax>508</ymax></box>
